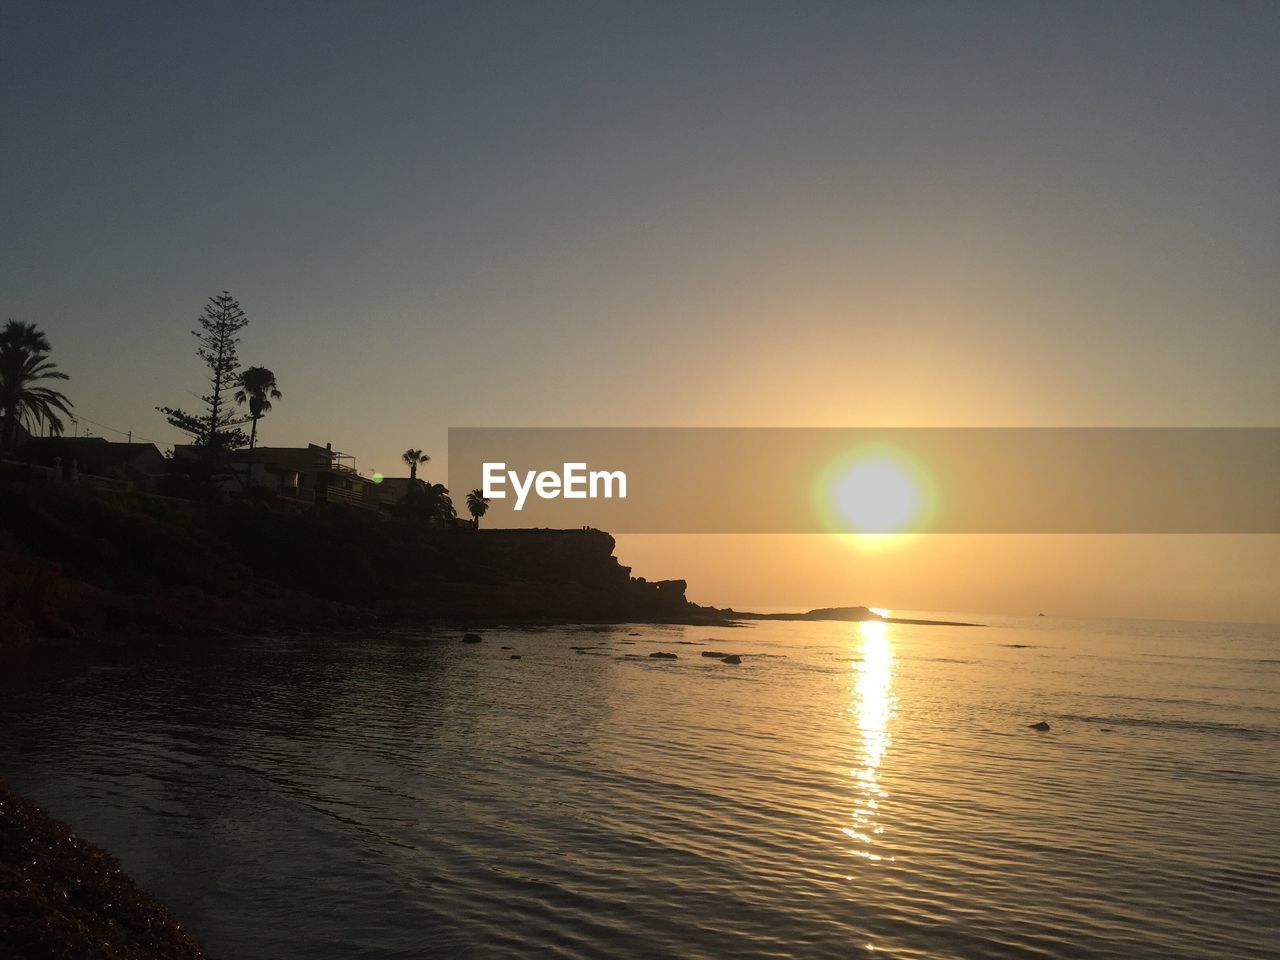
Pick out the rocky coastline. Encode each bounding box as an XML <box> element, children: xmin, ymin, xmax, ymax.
<box><xmin>0</xmin><ymin>483</ymin><xmax>981</xmax><ymax>652</ymax></box>
<box><xmin>0</xmin><ymin>482</ymin><xmax>733</xmax><ymax>652</ymax></box>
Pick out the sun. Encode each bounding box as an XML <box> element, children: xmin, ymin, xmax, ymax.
<box><xmin>812</xmin><ymin>444</ymin><xmax>936</xmax><ymax>540</ymax></box>
<box><xmin>831</xmin><ymin>456</ymin><xmax>920</xmax><ymax>532</ymax></box>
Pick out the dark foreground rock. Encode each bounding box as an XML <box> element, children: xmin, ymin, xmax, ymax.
<box><xmin>649</xmin><ymin>651</ymin><xmax>678</xmax><ymax>659</ymax></box>
<box><xmin>1028</xmin><ymin>721</ymin><xmax>1051</xmax><ymax>731</ymax></box>
<box><xmin>0</xmin><ymin>781</ymin><xmax>203</xmax><ymax>959</ymax></box>
<box><xmin>720</xmin><ymin>654</ymin><xmax>742</xmax><ymax>664</ymax></box>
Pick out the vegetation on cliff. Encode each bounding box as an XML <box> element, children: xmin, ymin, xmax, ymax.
<box><xmin>0</xmin><ymin>780</ymin><xmax>204</xmax><ymax>959</ymax></box>
<box><xmin>155</xmin><ymin>291</ymin><xmax>262</xmax><ymax>457</ymax></box>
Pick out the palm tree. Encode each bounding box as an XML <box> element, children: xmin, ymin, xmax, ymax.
<box><xmin>466</xmin><ymin>488</ymin><xmax>490</xmax><ymax>528</ymax></box>
<box><xmin>421</xmin><ymin>482</ymin><xmax>455</xmax><ymax>519</ymax></box>
<box><xmin>402</xmin><ymin>448</ymin><xmax>430</xmax><ymax>482</ymax></box>
<box><xmin>0</xmin><ymin>320</ymin><xmax>73</xmax><ymax>452</ymax></box>
<box><xmin>234</xmin><ymin>366</ymin><xmax>282</xmax><ymax>455</ymax></box>
<box><xmin>234</xmin><ymin>366</ymin><xmax>281</xmax><ymax>489</ymax></box>
<box><xmin>402</xmin><ymin>480</ymin><xmax>455</xmax><ymax>521</ymax></box>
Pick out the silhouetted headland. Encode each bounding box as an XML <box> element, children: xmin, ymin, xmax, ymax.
<box><xmin>728</xmin><ymin>606</ymin><xmax>982</xmax><ymax>626</ymax></box>
<box><xmin>0</xmin><ymin>485</ymin><xmax>722</xmax><ymax>649</ymax></box>
<box><xmin>0</xmin><ymin>480</ymin><xmax>977</xmax><ymax>650</ymax></box>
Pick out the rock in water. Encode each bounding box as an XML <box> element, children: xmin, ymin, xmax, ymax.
<box><xmin>462</xmin><ymin>633</ymin><xmax>482</xmax><ymax>644</ymax></box>
<box><xmin>701</xmin><ymin>651</ymin><xmax>729</xmax><ymax>658</ymax></box>
<box><xmin>649</xmin><ymin>652</ymin><xmax>678</xmax><ymax>660</ymax></box>
<box><xmin>1028</xmin><ymin>720</ymin><xmax>1051</xmax><ymax>731</ymax></box>
<box><xmin>720</xmin><ymin>655</ymin><xmax>742</xmax><ymax>665</ymax></box>
<box><xmin>510</xmin><ymin>655</ymin><xmax>522</xmax><ymax>660</ymax></box>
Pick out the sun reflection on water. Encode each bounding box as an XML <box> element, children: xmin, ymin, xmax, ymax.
<box><xmin>845</xmin><ymin>619</ymin><xmax>896</xmax><ymax>863</ymax></box>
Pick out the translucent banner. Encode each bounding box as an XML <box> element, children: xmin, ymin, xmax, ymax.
<box><xmin>447</xmin><ymin>428</ymin><xmax>1280</xmax><ymax>533</ymax></box>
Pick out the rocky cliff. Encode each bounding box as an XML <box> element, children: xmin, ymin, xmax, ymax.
<box><xmin>0</xmin><ymin>482</ymin><xmax>704</xmax><ymax>647</ymax></box>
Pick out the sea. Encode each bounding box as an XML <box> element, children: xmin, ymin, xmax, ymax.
<box><xmin>1</xmin><ymin>613</ymin><xmax>1277</xmax><ymax>959</ymax></box>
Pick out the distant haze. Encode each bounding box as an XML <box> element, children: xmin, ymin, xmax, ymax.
<box><xmin>3</xmin><ymin>2</ymin><xmax>1276</xmax><ymax>620</ymax></box>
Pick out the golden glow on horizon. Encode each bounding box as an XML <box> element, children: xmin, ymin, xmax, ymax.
<box><xmin>613</xmin><ymin>533</ymin><xmax>1280</xmax><ymax>624</ymax></box>
<box><xmin>846</xmin><ymin>618</ymin><xmax>896</xmax><ymax>863</ymax></box>
<box><xmin>836</xmin><ymin>532</ymin><xmax>921</xmax><ymax>555</ymax></box>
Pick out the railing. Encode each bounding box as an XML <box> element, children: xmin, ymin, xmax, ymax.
<box><xmin>322</xmin><ymin>484</ymin><xmax>367</xmax><ymax>507</ymax></box>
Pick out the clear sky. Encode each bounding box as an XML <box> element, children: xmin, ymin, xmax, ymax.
<box><xmin>3</xmin><ymin>2</ymin><xmax>1277</xmax><ymax>620</ymax></box>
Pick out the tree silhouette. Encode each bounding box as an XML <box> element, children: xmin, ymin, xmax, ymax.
<box><xmin>466</xmin><ymin>488</ymin><xmax>490</xmax><ymax>528</ymax></box>
<box><xmin>0</xmin><ymin>320</ymin><xmax>73</xmax><ymax>452</ymax></box>
<box><xmin>234</xmin><ymin>366</ymin><xmax>282</xmax><ymax>455</ymax></box>
<box><xmin>157</xmin><ymin>292</ymin><xmax>251</xmax><ymax>457</ymax></box>
<box><xmin>402</xmin><ymin>448</ymin><xmax>430</xmax><ymax>481</ymax></box>
<box><xmin>234</xmin><ymin>366</ymin><xmax>282</xmax><ymax>488</ymax></box>
<box><xmin>401</xmin><ymin>480</ymin><xmax>455</xmax><ymax>521</ymax></box>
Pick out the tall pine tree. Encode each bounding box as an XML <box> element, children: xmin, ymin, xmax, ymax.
<box><xmin>157</xmin><ymin>292</ymin><xmax>251</xmax><ymax>457</ymax></box>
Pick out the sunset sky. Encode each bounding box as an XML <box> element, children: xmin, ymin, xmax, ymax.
<box><xmin>3</xmin><ymin>2</ymin><xmax>1276</xmax><ymax>620</ymax></box>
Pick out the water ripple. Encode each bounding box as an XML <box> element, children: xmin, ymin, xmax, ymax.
<box><xmin>2</xmin><ymin>617</ymin><xmax>1278</xmax><ymax>959</ymax></box>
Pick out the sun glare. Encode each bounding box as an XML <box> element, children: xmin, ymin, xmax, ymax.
<box><xmin>812</xmin><ymin>445</ymin><xmax>936</xmax><ymax>544</ymax></box>
<box><xmin>835</xmin><ymin>532</ymin><xmax>920</xmax><ymax>555</ymax></box>
<box><xmin>834</xmin><ymin>457</ymin><xmax>919</xmax><ymax>532</ymax></box>
<box><xmin>846</xmin><ymin>618</ymin><xmax>896</xmax><ymax>863</ymax></box>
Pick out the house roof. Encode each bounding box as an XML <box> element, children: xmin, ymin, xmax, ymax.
<box><xmin>173</xmin><ymin>442</ymin><xmax>376</xmax><ymax>485</ymax></box>
<box><xmin>16</xmin><ymin>436</ymin><xmax>164</xmax><ymax>469</ymax></box>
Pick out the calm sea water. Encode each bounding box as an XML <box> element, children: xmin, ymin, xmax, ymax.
<box><xmin>2</xmin><ymin>614</ymin><xmax>1278</xmax><ymax>959</ymax></box>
